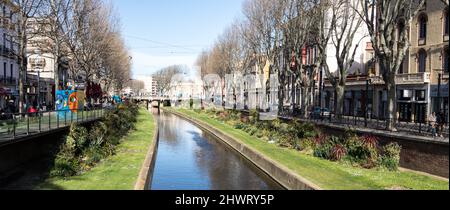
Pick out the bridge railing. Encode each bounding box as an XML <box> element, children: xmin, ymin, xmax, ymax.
<box><xmin>0</xmin><ymin>108</ymin><xmax>106</xmax><ymax>142</ymax></box>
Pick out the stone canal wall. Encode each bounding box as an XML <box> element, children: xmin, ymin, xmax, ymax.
<box><xmin>0</xmin><ymin>121</ymin><xmax>99</xmax><ymax>180</ymax></box>
<box><xmin>167</xmin><ymin>109</ymin><xmax>321</xmax><ymax>190</ymax></box>
<box><xmin>134</xmin><ymin>115</ymin><xmax>160</xmax><ymax>190</ymax></box>
<box><xmin>0</xmin><ymin>130</ymin><xmax>67</xmax><ymax>180</ymax></box>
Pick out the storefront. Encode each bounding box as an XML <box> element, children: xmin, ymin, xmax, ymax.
<box><xmin>430</xmin><ymin>83</ymin><xmax>449</xmax><ymax>123</ymax></box>
<box><xmin>397</xmin><ymin>86</ymin><xmax>429</xmax><ymax>123</ymax></box>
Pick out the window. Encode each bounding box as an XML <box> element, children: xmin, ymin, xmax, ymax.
<box><xmin>418</xmin><ymin>14</ymin><xmax>428</xmax><ymax>42</ymax></box>
<box><xmin>2</xmin><ymin>62</ymin><xmax>5</xmax><ymax>82</ymax></box>
<box><xmin>418</xmin><ymin>49</ymin><xmax>427</xmax><ymax>73</ymax></box>
<box><xmin>445</xmin><ymin>8</ymin><xmax>449</xmax><ymax>36</ymax></box>
<box><xmin>398</xmin><ymin>19</ymin><xmax>406</xmax><ymax>39</ymax></box>
<box><xmin>416</xmin><ymin>90</ymin><xmax>426</xmax><ymax>101</ymax></box>
<box><xmin>10</xmin><ymin>64</ymin><xmax>12</xmax><ymax>81</ymax></box>
<box><xmin>444</xmin><ymin>47</ymin><xmax>449</xmax><ymax>73</ymax></box>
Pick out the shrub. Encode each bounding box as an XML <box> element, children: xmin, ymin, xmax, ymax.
<box><xmin>50</xmin><ymin>156</ymin><xmax>80</xmax><ymax>177</ymax></box>
<box><xmin>313</xmin><ymin>142</ymin><xmax>333</xmax><ymax>159</ymax></box>
<box><xmin>314</xmin><ymin>134</ymin><xmax>328</xmax><ymax>146</ymax></box>
<box><xmin>330</xmin><ymin>144</ymin><xmax>347</xmax><ymax>161</ymax></box>
<box><xmin>298</xmin><ymin>138</ymin><xmax>315</xmax><ymax>154</ymax></box>
<box><xmin>82</xmin><ymin>147</ymin><xmax>107</xmax><ymax>169</ymax></box>
<box><xmin>249</xmin><ymin>109</ymin><xmax>259</xmax><ymax>124</ymax></box>
<box><xmin>345</xmin><ymin>136</ymin><xmax>379</xmax><ymax>169</ymax></box>
<box><xmin>50</xmin><ymin>103</ymin><xmax>140</xmax><ymax>178</ymax></box>
<box><xmin>234</xmin><ymin>122</ymin><xmax>246</xmax><ymax>130</ymax></box>
<box><xmin>361</xmin><ymin>134</ymin><xmax>379</xmax><ymax>149</ymax></box>
<box><xmin>68</xmin><ymin>124</ymin><xmax>89</xmax><ymax>152</ymax></box>
<box><xmin>50</xmin><ymin>141</ymin><xmax>80</xmax><ymax>178</ymax></box>
<box><xmin>89</xmin><ymin>122</ymin><xmax>108</xmax><ymax>148</ymax></box>
<box><xmin>380</xmin><ymin>143</ymin><xmax>402</xmax><ymax>171</ymax></box>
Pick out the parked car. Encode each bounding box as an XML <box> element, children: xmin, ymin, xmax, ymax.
<box><xmin>311</xmin><ymin>107</ymin><xmax>331</xmax><ymax>119</ymax></box>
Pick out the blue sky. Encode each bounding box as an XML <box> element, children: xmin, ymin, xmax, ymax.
<box><xmin>114</xmin><ymin>0</ymin><xmax>245</xmax><ymax>78</ymax></box>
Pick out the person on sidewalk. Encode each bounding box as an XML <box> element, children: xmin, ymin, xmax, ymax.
<box><xmin>437</xmin><ymin>111</ymin><xmax>446</xmax><ymax>138</ymax></box>
<box><xmin>428</xmin><ymin>112</ymin><xmax>437</xmax><ymax>138</ymax></box>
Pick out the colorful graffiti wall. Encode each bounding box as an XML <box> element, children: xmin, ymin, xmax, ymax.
<box><xmin>56</xmin><ymin>90</ymin><xmax>85</xmax><ymax>117</ymax></box>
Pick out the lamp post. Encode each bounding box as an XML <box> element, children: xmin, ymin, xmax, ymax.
<box><xmin>365</xmin><ymin>78</ymin><xmax>373</xmax><ymax>127</ymax></box>
<box><xmin>437</xmin><ymin>73</ymin><xmax>442</xmax><ymax>112</ymax></box>
<box><xmin>35</xmin><ymin>53</ymin><xmax>42</xmax><ymax>111</ymax></box>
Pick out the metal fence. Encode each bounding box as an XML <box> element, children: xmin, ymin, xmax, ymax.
<box><xmin>236</xmin><ymin>108</ymin><xmax>449</xmax><ymax>140</ymax></box>
<box><xmin>291</xmin><ymin>113</ymin><xmax>449</xmax><ymax>140</ymax></box>
<box><xmin>0</xmin><ymin>108</ymin><xmax>105</xmax><ymax>142</ymax></box>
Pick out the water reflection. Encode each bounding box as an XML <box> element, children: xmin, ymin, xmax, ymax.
<box><xmin>150</xmin><ymin>111</ymin><xmax>283</xmax><ymax>190</ymax></box>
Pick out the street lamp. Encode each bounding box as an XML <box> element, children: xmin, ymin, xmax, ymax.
<box><xmin>365</xmin><ymin>78</ymin><xmax>373</xmax><ymax>127</ymax></box>
<box><xmin>34</xmin><ymin>52</ymin><xmax>43</xmax><ymax>111</ymax></box>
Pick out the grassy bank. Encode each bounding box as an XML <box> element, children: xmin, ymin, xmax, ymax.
<box><xmin>168</xmin><ymin>108</ymin><xmax>449</xmax><ymax>190</ymax></box>
<box><xmin>38</xmin><ymin>109</ymin><xmax>156</xmax><ymax>190</ymax></box>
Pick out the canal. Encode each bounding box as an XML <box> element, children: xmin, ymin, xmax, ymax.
<box><xmin>149</xmin><ymin>111</ymin><xmax>283</xmax><ymax>190</ymax></box>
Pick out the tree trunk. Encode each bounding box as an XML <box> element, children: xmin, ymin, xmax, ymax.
<box><xmin>18</xmin><ymin>33</ymin><xmax>27</xmax><ymax>114</ymax></box>
<box><xmin>278</xmin><ymin>68</ymin><xmax>285</xmax><ymax>115</ymax></box>
<box><xmin>291</xmin><ymin>74</ymin><xmax>296</xmax><ymax>111</ymax></box>
<box><xmin>302</xmin><ymin>86</ymin><xmax>309</xmax><ymax>118</ymax></box>
<box><xmin>386</xmin><ymin>72</ymin><xmax>397</xmax><ymax>131</ymax></box>
<box><xmin>336</xmin><ymin>85</ymin><xmax>345</xmax><ymax>119</ymax></box>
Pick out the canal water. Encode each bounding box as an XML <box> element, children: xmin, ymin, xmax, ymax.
<box><xmin>149</xmin><ymin>111</ymin><xmax>283</xmax><ymax>190</ymax></box>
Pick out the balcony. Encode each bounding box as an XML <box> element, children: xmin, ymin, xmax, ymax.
<box><xmin>395</xmin><ymin>72</ymin><xmax>431</xmax><ymax>85</ymax></box>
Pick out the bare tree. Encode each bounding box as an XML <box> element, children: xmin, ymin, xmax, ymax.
<box><xmin>127</xmin><ymin>79</ymin><xmax>145</xmax><ymax>96</ymax></box>
<box><xmin>64</xmin><ymin>0</ymin><xmax>109</xmax><ymax>86</ymax></box>
<box><xmin>153</xmin><ymin>65</ymin><xmax>185</xmax><ymax>97</ymax></box>
<box><xmin>322</xmin><ymin>0</ymin><xmax>366</xmax><ymax>119</ymax></box>
<box><xmin>242</xmin><ymin>0</ymin><xmax>286</xmax><ymax>113</ymax></box>
<box><xmin>11</xmin><ymin>0</ymin><xmax>44</xmax><ymax>113</ymax></box>
<box><xmin>357</xmin><ymin>0</ymin><xmax>425</xmax><ymax>130</ymax></box>
<box><xmin>280</xmin><ymin>0</ymin><xmax>319</xmax><ymax>116</ymax></box>
<box><xmin>31</xmin><ymin>0</ymin><xmax>72</xmax><ymax>106</ymax></box>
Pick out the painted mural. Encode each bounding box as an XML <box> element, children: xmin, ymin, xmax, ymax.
<box><xmin>56</xmin><ymin>90</ymin><xmax>85</xmax><ymax>117</ymax></box>
<box><xmin>112</xmin><ymin>95</ymin><xmax>122</xmax><ymax>104</ymax></box>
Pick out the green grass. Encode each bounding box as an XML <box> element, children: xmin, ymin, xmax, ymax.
<box><xmin>168</xmin><ymin>108</ymin><xmax>449</xmax><ymax>190</ymax></box>
<box><xmin>37</xmin><ymin>108</ymin><xmax>156</xmax><ymax>190</ymax></box>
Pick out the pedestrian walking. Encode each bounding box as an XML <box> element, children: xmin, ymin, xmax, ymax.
<box><xmin>428</xmin><ymin>112</ymin><xmax>437</xmax><ymax>137</ymax></box>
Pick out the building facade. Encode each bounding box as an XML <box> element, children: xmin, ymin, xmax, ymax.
<box><xmin>0</xmin><ymin>0</ymin><xmax>19</xmax><ymax>111</ymax></box>
<box><xmin>323</xmin><ymin>0</ymin><xmax>449</xmax><ymax>123</ymax></box>
<box><xmin>135</xmin><ymin>75</ymin><xmax>158</xmax><ymax>97</ymax></box>
<box><xmin>26</xmin><ymin>18</ymin><xmax>69</xmax><ymax>109</ymax></box>
<box><xmin>398</xmin><ymin>0</ymin><xmax>449</xmax><ymax>123</ymax></box>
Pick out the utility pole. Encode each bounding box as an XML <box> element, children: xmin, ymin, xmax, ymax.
<box><xmin>37</xmin><ymin>70</ymin><xmax>40</xmax><ymax>110</ymax></box>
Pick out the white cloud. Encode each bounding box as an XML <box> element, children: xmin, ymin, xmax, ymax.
<box><xmin>131</xmin><ymin>51</ymin><xmax>197</xmax><ymax>77</ymax></box>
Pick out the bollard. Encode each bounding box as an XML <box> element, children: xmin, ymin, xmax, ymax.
<box><xmin>39</xmin><ymin>112</ymin><xmax>41</xmax><ymax>133</ymax></box>
<box><xmin>27</xmin><ymin>114</ymin><xmax>30</xmax><ymax>135</ymax></box>
<box><xmin>13</xmin><ymin>115</ymin><xmax>16</xmax><ymax>139</ymax></box>
<box><xmin>49</xmin><ymin>111</ymin><xmax>51</xmax><ymax>130</ymax></box>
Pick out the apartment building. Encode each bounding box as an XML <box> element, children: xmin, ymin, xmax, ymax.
<box><xmin>26</xmin><ymin>18</ymin><xmax>70</xmax><ymax>108</ymax></box>
<box><xmin>323</xmin><ymin>0</ymin><xmax>449</xmax><ymax>123</ymax></box>
<box><xmin>397</xmin><ymin>0</ymin><xmax>448</xmax><ymax>123</ymax></box>
<box><xmin>0</xmin><ymin>0</ymin><xmax>19</xmax><ymax>111</ymax></box>
<box><xmin>135</xmin><ymin>75</ymin><xmax>159</xmax><ymax>97</ymax></box>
